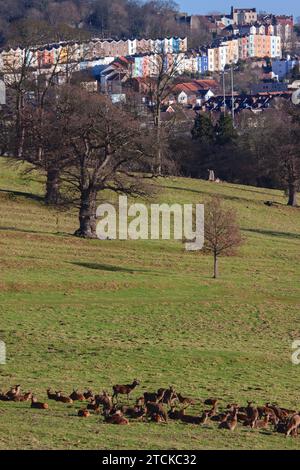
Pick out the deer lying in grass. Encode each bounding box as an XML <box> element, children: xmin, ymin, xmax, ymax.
<box><xmin>78</xmin><ymin>408</ymin><xmax>90</xmax><ymax>417</ymax></box>
<box><xmin>83</xmin><ymin>389</ymin><xmax>94</xmax><ymax>400</ymax></box>
<box><xmin>70</xmin><ymin>390</ymin><xmax>85</xmax><ymax>401</ymax></box>
<box><xmin>56</xmin><ymin>391</ymin><xmax>73</xmax><ymax>404</ymax></box>
<box><xmin>87</xmin><ymin>401</ymin><xmax>101</xmax><ymax>413</ymax></box>
<box><xmin>104</xmin><ymin>410</ymin><xmax>129</xmax><ymax>425</ymax></box>
<box><xmin>168</xmin><ymin>407</ymin><xmax>182</xmax><ymax>420</ymax></box>
<box><xmin>199</xmin><ymin>411</ymin><xmax>210</xmax><ymax>425</ymax></box>
<box><xmin>47</xmin><ymin>389</ymin><xmax>59</xmax><ymax>401</ymax></box>
<box><xmin>177</xmin><ymin>393</ymin><xmax>196</xmax><ymax>407</ymax></box>
<box><xmin>205</xmin><ymin>401</ymin><xmax>219</xmax><ymax>418</ymax></box>
<box><xmin>0</xmin><ymin>391</ymin><xmax>10</xmax><ymax>401</ymax></box>
<box><xmin>121</xmin><ymin>405</ymin><xmax>146</xmax><ymax>420</ymax></box>
<box><xmin>255</xmin><ymin>413</ymin><xmax>271</xmax><ymax>429</ymax></box>
<box><xmin>204</xmin><ymin>398</ymin><xmax>219</xmax><ymax>407</ymax></box>
<box><xmin>31</xmin><ymin>397</ymin><xmax>49</xmax><ymax>409</ymax></box>
<box><xmin>6</xmin><ymin>385</ymin><xmax>21</xmax><ymax>400</ymax></box>
<box><xmin>177</xmin><ymin>409</ymin><xmax>209</xmax><ymax>425</ymax></box>
<box><xmin>151</xmin><ymin>413</ymin><xmax>166</xmax><ymax>423</ymax></box>
<box><xmin>211</xmin><ymin>412</ymin><xmax>231</xmax><ymax>423</ymax></box>
<box><xmin>219</xmin><ymin>408</ymin><xmax>238</xmax><ymax>431</ymax></box>
<box><xmin>13</xmin><ymin>392</ymin><xmax>33</xmax><ymax>402</ymax></box>
<box><xmin>112</xmin><ymin>380</ymin><xmax>140</xmax><ymax>402</ymax></box>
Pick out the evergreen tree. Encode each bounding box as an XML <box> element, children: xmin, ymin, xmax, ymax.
<box><xmin>191</xmin><ymin>112</ymin><xmax>215</xmax><ymax>144</ymax></box>
<box><xmin>215</xmin><ymin>114</ymin><xmax>237</xmax><ymax>146</ymax></box>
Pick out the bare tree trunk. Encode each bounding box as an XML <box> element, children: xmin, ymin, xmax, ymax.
<box><xmin>45</xmin><ymin>168</ymin><xmax>61</xmax><ymax>205</ymax></box>
<box><xmin>74</xmin><ymin>188</ymin><xmax>97</xmax><ymax>238</ymax></box>
<box><xmin>154</xmin><ymin>106</ymin><xmax>162</xmax><ymax>175</ymax></box>
<box><xmin>15</xmin><ymin>94</ymin><xmax>25</xmax><ymax>158</ymax></box>
<box><xmin>213</xmin><ymin>252</ymin><xmax>219</xmax><ymax>279</ymax></box>
<box><xmin>287</xmin><ymin>182</ymin><xmax>297</xmax><ymax>207</ymax></box>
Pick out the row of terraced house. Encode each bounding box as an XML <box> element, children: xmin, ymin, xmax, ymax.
<box><xmin>0</xmin><ymin>37</ymin><xmax>188</xmax><ymax>71</ymax></box>
<box><xmin>86</xmin><ymin>31</ymin><xmax>283</xmax><ymax>84</ymax></box>
<box><xmin>206</xmin><ymin>31</ymin><xmax>282</xmax><ymax>73</ymax></box>
<box><xmin>0</xmin><ymin>30</ymin><xmax>282</xmax><ymax>81</ymax></box>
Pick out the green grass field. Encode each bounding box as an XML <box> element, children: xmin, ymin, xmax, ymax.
<box><xmin>0</xmin><ymin>158</ymin><xmax>300</xmax><ymax>450</ymax></box>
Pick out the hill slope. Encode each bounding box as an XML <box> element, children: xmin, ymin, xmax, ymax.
<box><xmin>0</xmin><ymin>159</ymin><xmax>300</xmax><ymax>450</ymax></box>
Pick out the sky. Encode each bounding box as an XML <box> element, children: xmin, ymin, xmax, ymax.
<box><xmin>177</xmin><ymin>1</ymin><xmax>300</xmax><ymax>19</ymax></box>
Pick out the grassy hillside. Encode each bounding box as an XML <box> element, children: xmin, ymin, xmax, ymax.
<box><xmin>0</xmin><ymin>158</ymin><xmax>300</xmax><ymax>450</ymax></box>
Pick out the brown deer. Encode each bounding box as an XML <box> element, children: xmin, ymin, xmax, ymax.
<box><xmin>206</xmin><ymin>401</ymin><xmax>219</xmax><ymax>417</ymax></box>
<box><xmin>265</xmin><ymin>403</ymin><xmax>288</xmax><ymax>421</ymax></box>
<box><xmin>78</xmin><ymin>408</ymin><xmax>90</xmax><ymax>417</ymax></box>
<box><xmin>31</xmin><ymin>397</ymin><xmax>49</xmax><ymax>409</ymax></box>
<box><xmin>6</xmin><ymin>385</ymin><xmax>21</xmax><ymax>400</ymax></box>
<box><xmin>204</xmin><ymin>398</ymin><xmax>219</xmax><ymax>407</ymax></box>
<box><xmin>145</xmin><ymin>402</ymin><xmax>168</xmax><ymax>422</ymax></box>
<box><xmin>199</xmin><ymin>411</ymin><xmax>210</xmax><ymax>425</ymax></box>
<box><xmin>219</xmin><ymin>408</ymin><xmax>238</xmax><ymax>431</ymax></box>
<box><xmin>122</xmin><ymin>405</ymin><xmax>145</xmax><ymax>420</ymax></box>
<box><xmin>245</xmin><ymin>402</ymin><xmax>259</xmax><ymax>421</ymax></box>
<box><xmin>70</xmin><ymin>390</ymin><xmax>85</xmax><ymax>401</ymax></box>
<box><xmin>255</xmin><ymin>413</ymin><xmax>270</xmax><ymax>429</ymax></box>
<box><xmin>168</xmin><ymin>407</ymin><xmax>182</xmax><ymax>420</ymax></box>
<box><xmin>176</xmin><ymin>409</ymin><xmax>205</xmax><ymax>425</ymax></box>
<box><xmin>151</xmin><ymin>413</ymin><xmax>165</xmax><ymax>423</ymax></box>
<box><xmin>257</xmin><ymin>404</ymin><xmax>278</xmax><ymax>424</ymax></box>
<box><xmin>275</xmin><ymin>418</ymin><xmax>289</xmax><ymax>434</ymax></box>
<box><xmin>158</xmin><ymin>386</ymin><xmax>177</xmax><ymax>407</ymax></box>
<box><xmin>144</xmin><ymin>389</ymin><xmax>166</xmax><ymax>404</ymax></box>
<box><xmin>112</xmin><ymin>379</ymin><xmax>140</xmax><ymax>402</ymax></box>
<box><xmin>0</xmin><ymin>391</ymin><xmax>10</xmax><ymax>401</ymax></box>
<box><xmin>95</xmin><ymin>391</ymin><xmax>113</xmax><ymax>411</ymax></box>
<box><xmin>177</xmin><ymin>393</ymin><xmax>196</xmax><ymax>407</ymax></box>
<box><xmin>87</xmin><ymin>400</ymin><xmax>101</xmax><ymax>413</ymax></box>
<box><xmin>47</xmin><ymin>389</ymin><xmax>59</xmax><ymax>401</ymax></box>
<box><xmin>285</xmin><ymin>413</ymin><xmax>300</xmax><ymax>437</ymax></box>
<box><xmin>136</xmin><ymin>396</ymin><xmax>145</xmax><ymax>407</ymax></box>
<box><xmin>56</xmin><ymin>391</ymin><xmax>73</xmax><ymax>404</ymax></box>
<box><xmin>13</xmin><ymin>392</ymin><xmax>33</xmax><ymax>402</ymax></box>
<box><xmin>83</xmin><ymin>389</ymin><xmax>94</xmax><ymax>400</ymax></box>
<box><xmin>104</xmin><ymin>410</ymin><xmax>129</xmax><ymax>425</ymax></box>
<box><xmin>211</xmin><ymin>412</ymin><xmax>230</xmax><ymax>423</ymax></box>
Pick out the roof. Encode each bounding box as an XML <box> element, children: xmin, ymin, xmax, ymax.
<box><xmin>174</xmin><ymin>79</ymin><xmax>218</xmax><ymax>95</ymax></box>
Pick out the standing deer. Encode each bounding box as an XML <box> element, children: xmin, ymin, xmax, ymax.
<box><xmin>112</xmin><ymin>379</ymin><xmax>140</xmax><ymax>402</ymax></box>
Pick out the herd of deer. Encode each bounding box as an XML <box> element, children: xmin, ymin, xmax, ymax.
<box><xmin>1</xmin><ymin>380</ymin><xmax>300</xmax><ymax>436</ymax></box>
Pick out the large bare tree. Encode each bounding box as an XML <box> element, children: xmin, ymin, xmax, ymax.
<box><xmin>53</xmin><ymin>86</ymin><xmax>153</xmax><ymax>238</ymax></box>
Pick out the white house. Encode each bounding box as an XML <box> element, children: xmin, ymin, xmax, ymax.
<box><xmin>177</xmin><ymin>88</ymin><xmax>214</xmax><ymax>106</ymax></box>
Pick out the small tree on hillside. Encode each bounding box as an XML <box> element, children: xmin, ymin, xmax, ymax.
<box><xmin>191</xmin><ymin>112</ymin><xmax>214</xmax><ymax>144</ymax></box>
<box><xmin>215</xmin><ymin>114</ymin><xmax>237</xmax><ymax>146</ymax></box>
<box><xmin>204</xmin><ymin>197</ymin><xmax>242</xmax><ymax>279</ymax></box>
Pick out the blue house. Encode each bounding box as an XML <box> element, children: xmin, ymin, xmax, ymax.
<box><xmin>172</xmin><ymin>37</ymin><xmax>180</xmax><ymax>53</ymax></box>
<box><xmin>197</xmin><ymin>55</ymin><xmax>208</xmax><ymax>74</ymax></box>
<box><xmin>271</xmin><ymin>58</ymin><xmax>298</xmax><ymax>80</ymax></box>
